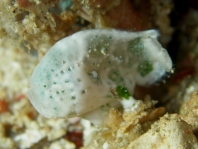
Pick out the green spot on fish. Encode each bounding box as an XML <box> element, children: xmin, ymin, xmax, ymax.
<box><xmin>116</xmin><ymin>86</ymin><xmax>130</xmax><ymax>99</ymax></box>
<box><xmin>128</xmin><ymin>37</ymin><xmax>144</xmax><ymax>56</ymax></box>
<box><xmin>138</xmin><ymin>60</ymin><xmax>153</xmax><ymax>77</ymax></box>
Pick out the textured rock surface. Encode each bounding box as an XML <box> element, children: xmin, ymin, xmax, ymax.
<box><xmin>128</xmin><ymin>114</ymin><xmax>198</xmax><ymax>149</ymax></box>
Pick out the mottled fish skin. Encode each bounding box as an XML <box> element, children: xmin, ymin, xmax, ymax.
<box><xmin>28</xmin><ymin>29</ymin><xmax>172</xmax><ymax>119</ymax></box>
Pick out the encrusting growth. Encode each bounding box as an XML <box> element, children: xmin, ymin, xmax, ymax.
<box><xmin>28</xmin><ymin>29</ymin><xmax>172</xmax><ymax>124</ymax></box>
